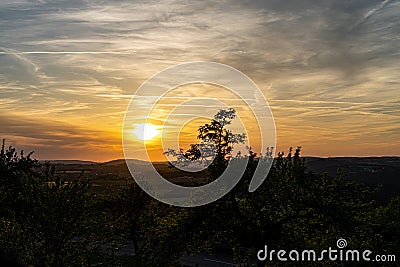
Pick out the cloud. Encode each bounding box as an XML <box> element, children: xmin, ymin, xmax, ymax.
<box><xmin>0</xmin><ymin>48</ymin><xmax>42</xmax><ymax>84</ymax></box>
<box><xmin>351</xmin><ymin>0</ymin><xmax>394</xmax><ymax>30</ymax></box>
<box><xmin>0</xmin><ymin>113</ymin><xmax>122</xmax><ymax>161</ymax></box>
<box><xmin>0</xmin><ymin>0</ymin><xmax>399</xmax><ymax>159</ymax></box>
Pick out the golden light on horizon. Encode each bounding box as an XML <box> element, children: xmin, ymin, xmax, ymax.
<box><xmin>133</xmin><ymin>123</ymin><xmax>161</xmax><ymax>141</ymax></box>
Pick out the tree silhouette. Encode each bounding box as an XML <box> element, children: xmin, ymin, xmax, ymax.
<box><xmin>165</xmin><ymin>108</ymin><xmax>246</xmax><ymax>179</ymax></box>
<box><xmin>0</xmin><ymin>140</ymin><xmax>112</xmax><ymax>266</ymax></box>
<box><xmin>1</xmin><ymin>132</ymin><xmax>398</xmax><ymax>266</ymax></box>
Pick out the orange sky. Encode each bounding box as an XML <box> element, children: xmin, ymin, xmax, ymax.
<box><xmin>0</xmin><ymin>0</ymin><xmax>399</xmax><ymax>161</ymax></box>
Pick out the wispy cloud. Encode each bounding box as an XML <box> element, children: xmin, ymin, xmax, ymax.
<box><xmin>0</xmin><ymin>51</ymin><xmax>136</xmax><ymax>54</ymax></box>
<box><xmin>351</xmin><ymin>0</ymin><xmax>394</xmax><ymax>31</ymax></box>
<box><xmin>0</xmin><ymin>0</ymin><xmax>399</xmax><ymax>159</ymax></box>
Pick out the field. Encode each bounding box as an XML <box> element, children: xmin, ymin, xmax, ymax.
<box><xmin>47</xmin><ymin>157</ymin><xmax>400</xmax><ymax>201</ymax></box>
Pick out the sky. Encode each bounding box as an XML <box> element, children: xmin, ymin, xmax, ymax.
<box><xmin>0</xmin><ymin>0</ymin><xmax>399</xmax><ymax>161</ymax></box>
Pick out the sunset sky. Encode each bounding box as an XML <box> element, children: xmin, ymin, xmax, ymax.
<box><xmin>1</xmin><ymin>0</ymin><xmax>399</xmax><ymax>161</ymax></box>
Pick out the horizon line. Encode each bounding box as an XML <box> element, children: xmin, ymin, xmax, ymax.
<box><xmin>38</xmin><ymin>155</ymin><xmax>400</xmax><ymax>164</ymax></box>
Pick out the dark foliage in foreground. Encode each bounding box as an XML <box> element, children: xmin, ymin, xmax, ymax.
<box><xmin>139</xmin><ymin>148</ymin><xmax>399</xmax><ymax>266</ymax></box>
<box><xmin>137</xmin><ymin>109</ymin><xmax>399</xmax><ymax>266</ymax></box>
<box><xmin>0</xmin><ymin>133</ymin><xmax>398</xmax><ymax>266</ymax></box>
<box><xmin>0</xmin><ymin>140</ymin><xmax>120</xmax><ymax>266</ymax></box>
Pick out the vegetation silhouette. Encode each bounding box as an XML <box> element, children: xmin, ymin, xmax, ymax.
<box><xmin>0</xmin><ymin>107</ymin><xmax>399</xmax><ymax>267</ymax></box>
<box><xmin>0</xmin><ymin>139</ymin><xmax>122</xmax><ymax>266</ymax></box>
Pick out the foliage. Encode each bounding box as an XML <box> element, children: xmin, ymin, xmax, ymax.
<box><xmin>0</xmin><ymin>140</ymin><xmax>112</xmax><ymax>266</ymax></box>
<box><xmin>165</xmin><ymin>108</ymin><xmax>246</xmax><ymax>175</ymax></box>
<box><xmin>139</xmin><ymin>110</ymin><xmax>399</xmax><ymax>266</ymax></box>
<box><xmin>1</xmin><ymin>105</ymin><xmax>399</xmax><ymax>267</ymax></box>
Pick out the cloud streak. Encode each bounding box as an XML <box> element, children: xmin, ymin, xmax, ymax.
<box><xmin>0</xmin><ymin>0</ymin><xmax>399</xmax><ymax>159</ymax></box>
<box><xmin>351</xmin><ymin>0</ymin><xmax>394</xmax><ymax>30</ymax></box>
<box><xmin>0</xmin><ymin>51</ymin><xmax>136</xmax><ymax>54</ymax></box>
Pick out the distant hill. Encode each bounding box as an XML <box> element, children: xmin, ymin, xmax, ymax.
<box><xmin>103</xmin><ymin>159</ymin><xmax>149</xmax><ymax>166</ymax></box>
<box><xmin>40</xmin><ymin>160</ymin><xmax>96</xmax><ymax>165</ymax></box>
<box><xmin>304</xmin><ymin>157</ymin><xmax>400</xmax><ymax>203</ymax></box>
<box><xmin>45</xmin><ymin>157</ymin><xmax>399</xmax><ymax>201</ymax></box>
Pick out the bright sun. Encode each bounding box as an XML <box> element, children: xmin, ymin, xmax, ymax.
<box><xmin>133</xmin><ymin>123</ymin><xmax>160</xmax><ymax>141</ymax></box>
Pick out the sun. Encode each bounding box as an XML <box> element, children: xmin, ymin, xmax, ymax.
<box><xmin>133</xmin><ymin>123</ymin><xmax>161</xmax><ymax>141</ymax></box>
